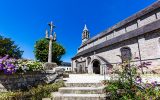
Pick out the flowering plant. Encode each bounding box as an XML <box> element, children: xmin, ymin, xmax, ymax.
<box><xmin>0</xmin><ymin>55</ymin><xmax>44</xmax><ymax>74</ymax></box>
<box><xmin>0</xmin><ymin>55</ymin><xmax>17</xmax><ymax>74</ymax></box>
<box><xmin>16</xmin><ymin>59</ymin><xmax>44</xmax><ymax>71</ymax></box>
<box><xmin>105</xmin><ymin>55</ymin><xmax>160</xmax><ymax>99</ymax></box>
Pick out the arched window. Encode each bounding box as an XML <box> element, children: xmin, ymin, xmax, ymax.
<box><xmin>120</xmin><ymin>47</ymin><xmax>132</xmax><ymax>62</ymax></box>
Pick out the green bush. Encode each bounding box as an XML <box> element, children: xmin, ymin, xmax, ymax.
<box><xmin>0</xmin><ymin>81</ymin><xmax>64</xmax><ymax>100</ymax></box>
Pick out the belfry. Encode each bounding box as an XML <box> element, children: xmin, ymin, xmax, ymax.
<box><xmin>82</xmin><ymin>24</ymin><xmax>90</xmax><ymax>44</ymax></box>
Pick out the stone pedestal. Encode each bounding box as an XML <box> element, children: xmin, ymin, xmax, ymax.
<box><xmin>44</xmin><ymin>62</ymin><xmax>58</xmax><ymax>70</ymax></box>
<box><xmin>43</xmin><ymin>62</ymin><xmax>64</xmax><ymax>84</ymax></box>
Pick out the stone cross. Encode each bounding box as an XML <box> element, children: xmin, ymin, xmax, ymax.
<box><xmin>47</xmin><ymin>21</ymin><xmax>56</xmax><ymax>63</ymax></box>
<box><xmin>48</xmin><ymin>21</ymin><xmax>55</xmax><ymax>36</ymax></box>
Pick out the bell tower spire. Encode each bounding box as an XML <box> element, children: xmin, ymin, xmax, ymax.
<box><xmin>82</xmin><ymin>24</ymin><xmax>90</xmax><ymax>44</ymax></box>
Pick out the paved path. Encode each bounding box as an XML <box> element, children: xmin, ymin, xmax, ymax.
<box><xmin>64</xmin><ymin>74</ymin><xmax>110</xmax><ymax>83</ymax></box>
<box><xmin>64</xmin><ymin>74</ymin><xmax>160</xmax><ymax>83</ymax></box>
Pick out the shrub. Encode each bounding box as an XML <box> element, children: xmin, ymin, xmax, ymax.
<box><xmin>0</xmin><ymin>55</ymin><xmax>17</xmax><ymax>74</ymax></box>
<box><xmin>0</xmin><ymin>81</ymin><xmax>64</xmax><ymax>100</ymax></box>
<box><xmin>105</xmin><ymin>56</ymin><xmax>160</xmax><ymax>100</ymax></box>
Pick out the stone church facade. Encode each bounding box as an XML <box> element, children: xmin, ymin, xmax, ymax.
<box><xmin>72</xmin><ymin>1</ymin><xmax>160</xmax><ymax>74</ymax></box>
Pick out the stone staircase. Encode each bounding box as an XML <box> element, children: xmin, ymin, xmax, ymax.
<box><xmin>52</xmin><ymin>82</ymin><xmax>106</xmax><ymax>100</ymax></box>
<box><xmin>51</xmin><ymin>74</ymin><xmax>107</xmax><ymax>100</ymax></box>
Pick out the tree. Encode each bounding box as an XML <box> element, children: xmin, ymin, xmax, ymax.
<box><xmin>34</xmin><ymin>38</ymin><xmax>65</xmax><ymax>65</ymax></box>
<box><xmin>0</xmin><ymin>35</ymin><xmax>23</xmax><ymax>58</ymax></box>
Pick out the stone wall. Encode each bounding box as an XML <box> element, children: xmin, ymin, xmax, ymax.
<box><xmin>72</xmin><ymin>30</ymin><xmax>160</xmax><ymax>74</ymax></box>
<box><xmin>0</xmin><ymin>70</ymin><xmax>63</xmax><ymax>92</ymax></box>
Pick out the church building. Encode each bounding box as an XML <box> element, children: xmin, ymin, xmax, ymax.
<box><xmin>72</xmin><ymin>1</ymin><xmax>160</xmax><ymax>74</ymax></box>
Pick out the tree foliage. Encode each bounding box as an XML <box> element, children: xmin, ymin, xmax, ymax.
<box><xmin>34</xmin><ymin>38</ymin><xmax>65</xmax><ymax>65</ymax></box>
<box><xmin>0</xmin><ymin>35</ymin><xmax>23</xmax><ymax>58</ymax></box>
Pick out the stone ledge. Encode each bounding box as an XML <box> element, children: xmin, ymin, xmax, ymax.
<box><xmin>59</xmin><ymin>86</ymin><xmax>105</xmax><ymax>94</ymax></box>
<box><xmin>52</xmin><ymin>92</ymin><xmax>106</xmax><ymax>100</ymax></box>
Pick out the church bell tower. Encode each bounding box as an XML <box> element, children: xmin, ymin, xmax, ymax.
<box><xmin>82</xmin><ymin>24</ymin><xmax>90</xmax><ymax>44</ymax></box>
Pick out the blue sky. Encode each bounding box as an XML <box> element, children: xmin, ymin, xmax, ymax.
<box><xmin>0</xmin><ymin>0</ymin><xmax>157</xmax><ymax>62</ymax></box>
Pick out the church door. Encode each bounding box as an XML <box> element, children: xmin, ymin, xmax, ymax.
<box><xmin>79</xmin><ymin>65</ymin><xmax>83</xmax><ymax>74</ymax></box>
<box><xmin>93</xmin><ymin>60</ymin><xmax>100</xmax><ymax>74</ymax></box>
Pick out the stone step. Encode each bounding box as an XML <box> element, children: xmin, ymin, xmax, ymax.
<box><xmin>42</xmin><ymin>98</ymin><xmax>52</xmax><ymax>100</ymax></box>
<box><xmin>65</xmin><ymin>82</ymin><xmax>103</xmax><ymax>87</ymax></box>
<box><xmin>59</xmin><ymin>86</ymin><xmax>105</xmax><ymax>94</ymax></box>
<box><xmin>52</xmin><ymin>92</ymin><xmax>106</xmax><ymax>100</ymax></box>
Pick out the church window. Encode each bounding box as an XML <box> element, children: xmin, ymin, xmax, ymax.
<box><xmin>120</xmin><ymin>47</ymin><xmax>132</xmax><ymax>62</ymax></box>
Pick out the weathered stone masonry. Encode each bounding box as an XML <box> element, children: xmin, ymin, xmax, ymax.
<box><xmin>0</xmin><ymin>70</ymin><xmax>64</xmax><ymax>92</ymax></box>
<box><xmin>72</xmin><ymin>1</ymin><xmax>160</xmax><ymax>74</ymax></box>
